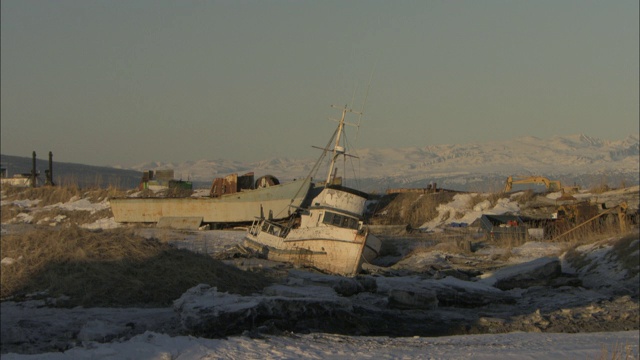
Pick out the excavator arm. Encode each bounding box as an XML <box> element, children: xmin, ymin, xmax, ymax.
<box><xmin>504</xmin><ymin>176</ymin><xmax>562</xmax><ymax>192</ymax></box>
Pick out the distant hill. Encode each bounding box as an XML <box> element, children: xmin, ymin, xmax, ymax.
<box><xmin>124</xmin><ymin>134</ymin><xmax>640</xmax><ymax>192</ymax></box>
<box><xmin>3</xmin><ymin>134</ymin><xmax>638</xmax><ymax>192</ymax></box>
<box><xmin>1</xmin><ymin>154</ymin><xmax>142</xmax><ymax>189</ymax></box>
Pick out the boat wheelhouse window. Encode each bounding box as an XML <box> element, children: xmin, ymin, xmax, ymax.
<box><xmin>323</xmin><ymin>212</ymin><xmax>333</xmax><ymax>224</ymax></box>
<box><xmin>322</xmin><ymin>211</ymin><xmax>358</xmax><ymax>230</ymax></box>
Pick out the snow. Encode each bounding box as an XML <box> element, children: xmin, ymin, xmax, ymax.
<box><xmin>0</xmin><ymin>199</ymin><xmax>41</xmax><ymax>208</ymax></box>
<box><xmin>560</xmin><ymin>237</ymin><xmax>639</xmax><ymax>295</ymax></box>
<box><xmin>2</xmin><ymin>330</ymin><xmax>637</xmax><ymax>359</ymax></box>
<box><xmin>12</xmin><ymin>212</ymin><xmax>34</xmax><ymax>224</ymax></box>
<box><xmin>1</xmin><ymin>257</ymin><xmax>20</xmax><ymax>266</ymax></box>
<box><xmin>508</xmin><ymin>241</ymin><xmax>564</xmax><ymax>263</ymax></box>
<box><xmin>135</xmin><ymin>229</ymin><xmax>245</xmax><ymax>255</ymax></box>
<box><xmin>545</xmin><ymin>191</ymin><xmax>564</xmax><ymax>200</ymax></box>
<box><xmin>419</xmin><ymin>193</ymin><xmax>521</xmax><ymax>231</ymax></box>
<box><xmin>174</xmin><ymin>284</ymin><xmax>263</xmax><ymax>317</ymax></box>
<box><xmin>53</xmin><ymin>198</ymin><xmax>110</xmax><ymax>213</ymax></box>
<box><xmin>478</xmin><ymin>257</ymin><xmax>558</xmax><ymax>286</ymax></box>
<box><xmin>81</xmin><ymin>217</ymin><xmax>120</xmax><ymax>230</ymax></box>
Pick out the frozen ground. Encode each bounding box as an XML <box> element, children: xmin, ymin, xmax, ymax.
<box><xmin>1</xmin><ymin>329</ymin><xmax>638</xmax><ymax>359</ymax></box>
<box><xmin>1</xmin><ymin>186</ymin><xmax>639</xmax><ymax>359</ymax></box>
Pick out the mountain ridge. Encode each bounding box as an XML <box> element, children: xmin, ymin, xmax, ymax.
<box><xmin>2</xmin><ymin>134</ymin><xmax>638</xmax><ymax>192</ymax></box>
<box><xmin>122</xmin><ymin>133</ymin><xmax>639</xmax><ymax>192</ymax></box>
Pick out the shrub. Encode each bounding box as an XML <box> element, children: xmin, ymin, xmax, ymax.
<box><xmin>1</xmin><ymin>226</ymin><xmax>272</xmax><ymax>307</ymax></box>
<box><xmin>514</xmin><ymin>190</ymin><xmax>536</xmax><ymax>205</ymax></box>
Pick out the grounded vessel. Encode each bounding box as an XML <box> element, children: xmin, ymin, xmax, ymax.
<box><xmin>244</xmin><ymin>105</ymin><xmax>382</xmax><ymax>276</ymax></box>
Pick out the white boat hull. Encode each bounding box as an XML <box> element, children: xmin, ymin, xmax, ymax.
<box><xmin>244</xmin><ymin>222</ymin><xmax>380</xmax><ymax>276</ymax></box>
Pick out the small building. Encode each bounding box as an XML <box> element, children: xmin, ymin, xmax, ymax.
<box><xmin>140</xmin><ymin>169</ymin><xmax>192</xmax><ymax>191</ymax></box>
<box><xmin>479</xmin><ymin>214</ymin><xmax>527</xmax><ymax>240</ymax></box>
<box><xmin>0</xmin><ymin>165</ymin><xmax>38</xmax><ymax>187</ymax></box>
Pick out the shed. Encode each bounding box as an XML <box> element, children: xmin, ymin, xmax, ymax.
<box><xmin>479</xmin><ymin>214</ymin><xmax>527</xmax><ymax>239</ymax></box>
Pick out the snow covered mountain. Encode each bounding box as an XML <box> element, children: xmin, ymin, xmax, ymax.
<box><xmin>127</xmin><ymin>134</ymin><xmax>639</xmax><ymax>192</ymax></box>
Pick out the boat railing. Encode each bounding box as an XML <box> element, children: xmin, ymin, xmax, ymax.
<box><xmin>248</xmin><ymin>217</ymin><xmax>292</xmax><ymax>238</ymax></box>
<box><xmin>248</xmin><ymin>218</ymin><xmax>262</xmax><ymax>236</ymax></box>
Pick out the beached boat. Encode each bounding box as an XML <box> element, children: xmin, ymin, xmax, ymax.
<box><xmin>243</xmin><ymin>106</ymin><xmax>382</xmax><ymax>276</ymax></box>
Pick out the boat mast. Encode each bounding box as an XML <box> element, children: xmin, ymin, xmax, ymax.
<box><xmin>325</xmin><ymin>105</ymin><xmax>360</xmax><ymax>187</ymax></box>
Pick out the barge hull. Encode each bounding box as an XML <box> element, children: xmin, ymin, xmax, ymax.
<box><xmin>110</xmin><ymin>178</ymin><xmax>311</xmax><ymax>224</ymax></box>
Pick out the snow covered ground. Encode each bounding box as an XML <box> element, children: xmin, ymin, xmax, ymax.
<box><xmin>1</xmin><ymin>186</ymin><xmax>638</xmax><ymax>359</ymax></box>
<box><xmin>2</xmin><ymin>329</ymin><xmax>638</xmax><ymax>359</ymax></box>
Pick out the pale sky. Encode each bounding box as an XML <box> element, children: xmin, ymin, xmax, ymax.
<box><xmin>1</xmin><ymin>0</ymin><xmax>638</xmax><ymax>167</ymax></box>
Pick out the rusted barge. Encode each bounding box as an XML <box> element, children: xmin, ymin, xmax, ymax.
<box><xmin>110</xmin><ymin>174</ymin><xmax>312</xmax><ymax>226</ymax></box>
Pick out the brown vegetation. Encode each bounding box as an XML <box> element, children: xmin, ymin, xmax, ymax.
<box><xmin>0</xmin><ymin>204</ymin><xmax>21</xmax><ymax>223</ymax></box>
<box><xmin>513</xmin><ymin>190</ymin><xmax>537</xmax><ymax>205</ymax></box>
<box><xmin>596</xmin><ymin>341</ymin><xmax>638</xmax><ymax>360</ymax></box>
<box><xmin>610</xmin><ymin>233</ymin><xmax>639</xmax><ymax>279</ymax></box>
<box><xmin>1</xmin><ymin>185</ymin><xmax>131</xmax><ymax>226</ymax></box>
<box><xmin>371</xmin><ymin>192</ymin><xmax>456</xmax><ymax>227</ymax></box>
<box><xmin>2</xmin><ymin>185</ymin><xmax>127</xmax><ymax>207</ymax></box>
<box><xmin>551</xmin><ymin>213</ymin><xmax>630</xmax><ymax>245</ymax></box>
<box><xmin>589</xmin><ymin>183</ymin><xmax>611</xmax><ymax>194</ymax></box>
<box><xmin>0</xmin><ymin>226</ymin><xmax>273</xmax><ymax>307</ymax></box>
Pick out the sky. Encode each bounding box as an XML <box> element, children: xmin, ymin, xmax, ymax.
<box><xmin>1</xmin><ymin>0</ymin><xmax>638</xmax><ymax>167</ymax></box>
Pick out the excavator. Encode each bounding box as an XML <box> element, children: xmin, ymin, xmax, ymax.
<box><xmin>503</xmin><ymin>176</ymin><xmax>580</xmax><ymax>193</ymax></box>
<box><xmin>504</xmin><ymin>176</ymin><xmax>561</xmax><ymax>192</ymax></box>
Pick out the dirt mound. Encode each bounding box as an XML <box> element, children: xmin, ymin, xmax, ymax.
<box><xmin>369</xmin><ymin>191</ymin><xmax>456</xmax><ymax>227</ymax></box>
<box><xmin>1</xmin><ymin>226</ymin><xmax>273</xmax><ymax>307</ymax></box>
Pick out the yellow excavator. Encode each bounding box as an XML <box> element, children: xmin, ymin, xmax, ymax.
<box><xmin>504</xmin><ymin>176</ymin><xmax>562</xmax><ymax>192</ymax></box>
<box><xmin>503</xmin><ymin>176</ymin><xmax>580</xmax><ymax>193</ymax></box>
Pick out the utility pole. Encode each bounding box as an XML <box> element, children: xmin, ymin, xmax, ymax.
<box><xmin>31</xmin><ymin>151</ymin><xmax>37</xmax><ymax>188</ymax></box>
<box><xmin>45</xmin><ymin>151</ymin><xmax>55</xmax><ymax>186</ymax></box>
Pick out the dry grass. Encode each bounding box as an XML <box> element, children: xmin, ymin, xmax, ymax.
<box><xmin>563</xmin><ymin>246</ymin><xmax>591</xmax><ymax>272</ymax></box>
<box><xmin>610</xmin><ymin>233</ymin><xmax>640</xmax><ymax>279</ymax></box>
<box><xmin>0</xmin><ymin>226</ymin><xmax>273</xmax><ymax>307</ymax></box>
<box><xmin>403</xmin><ymin>237</ymin><xmax>474</xmax><ymax>259</ymax></box>
<box><xmin>513</xmin><ymin>190</ymin><xmax>537</xmax><ymax>205</ymax></box>
<box><xmin>551</xmin><ymin>215</ymin><xmax>630</xmax><ymax>245</ymax></box>
<box><xmin>27</xmin><ymin>207</ymin><xmax>115</xmax><ymax>226</ymax></box>
<box><xmin>1</xmin><ymin>185</ymin><xmax>129</xmax><ymax>226</ymax></box>
<box><xmin>373</xmin><ymin>192</ymin><xmax>457</xmax><ymax>227</ymax></box>
<box><xmin>590</xmin><ymin>183</ymin><xmax>611</xmax><ymax>194</ymax></box>
<box><xmin>2</xmin><ymin>185</ymin><xmax>82</xmax><ymax>206</ymax></box>
<box><xmin>0</xmin><ymin>204</ymin><xmax>22</xmax><ymax>223</ymax></box>
<box><xmin>486</xmin><ymin>192</ymin><xmax>507</xmax><ymax>207</ymax></box>
<box><xmin>550</xmin><ymin>228</ymin><xmax>639</xmax><ymax>279</ymax></box>
<box><xmin>2</xmin><ymin>185</ymin><xmax>127</xmax><ymax>207</ymax></box>
<box><xmin>595</xmin><ymin>341</ymin><xmax>638</xmax><ymax>360</ymax></box>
